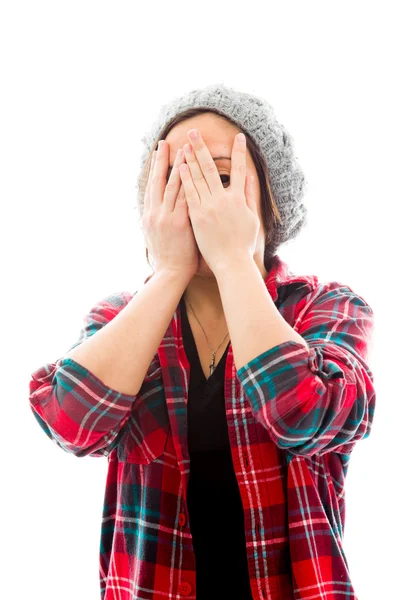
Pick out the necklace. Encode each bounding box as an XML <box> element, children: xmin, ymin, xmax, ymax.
<box><xmin>185</xmin><ymin>297</ymin><xmax>230</xmax><ymax>376</ymax></box>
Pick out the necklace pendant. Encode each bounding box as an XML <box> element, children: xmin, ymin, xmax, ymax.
<box><xmin>209</xmin><ymin>352</ymin><xmax>216</xmax><ymax>376</ymax></box>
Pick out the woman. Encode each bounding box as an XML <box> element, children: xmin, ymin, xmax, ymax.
<box><xmin>29</xmin><ymin>83</ymin><xmax>376</xmax><ymax>600</ymax></box>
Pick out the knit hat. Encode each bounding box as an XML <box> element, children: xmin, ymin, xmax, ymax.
<box><xmin>135</xmin><ymin>82</ymin><xmax>308</xmax><ymax>251</ymax></box>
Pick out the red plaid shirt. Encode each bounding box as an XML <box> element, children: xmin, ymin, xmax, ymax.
<box><xmin>29</xmin><ymin>254</ymin><xmax>376</xmax><ymax>600</ymax></box>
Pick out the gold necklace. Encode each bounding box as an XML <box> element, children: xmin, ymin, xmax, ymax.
<box><xmin>186</xmin><ymin>297</ymin><xmax>230</xmax><ymax>376</ymax></box>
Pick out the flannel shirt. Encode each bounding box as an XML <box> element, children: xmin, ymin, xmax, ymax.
<box><xmin>29</xmin><ymin>254</ymin><xmax>376</xmax><ymax>600</ymax></box>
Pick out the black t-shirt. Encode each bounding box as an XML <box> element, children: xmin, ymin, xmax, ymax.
<box><xmin>180</xmin><ymin>296</ymin><xmax>254</xmax><ymax>600</ymax></box>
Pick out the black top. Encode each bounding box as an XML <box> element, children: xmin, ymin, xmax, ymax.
<box><xmin>180</xmin><ymin>296</ymin><xmax>254</xmax><ymax>600</ymax></box>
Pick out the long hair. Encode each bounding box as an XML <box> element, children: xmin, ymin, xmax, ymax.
<box><xmin>137</xmin><ymin>107</ymin><xmax>283</xmax><ymax>273</ymax></box>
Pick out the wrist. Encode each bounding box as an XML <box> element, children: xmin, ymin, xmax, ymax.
<box><xmin>213</xmin><ymin>255</ymin><xmax>256</xmax><ymax>279</ymax></box>
<box><xmin>154</xmin><ymin>267</ymin><xmax>194</xmax><ymax>286</ymax></box>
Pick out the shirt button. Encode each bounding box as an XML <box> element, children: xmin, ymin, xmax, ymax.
<box><xmin>178</xmin><ymin>581</ymin><xmax>192</xmax><ymax>596</ymax></box>
<box><xmin>178</xmin><ymin>512</ymin><xmax>186</xmax><ymax>527</ymax></box>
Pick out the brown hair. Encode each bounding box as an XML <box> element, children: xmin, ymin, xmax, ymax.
<box><xmin>137</xmin><ymin>107</ymin><xmax>283</xmax><ymax>272</ymax></box>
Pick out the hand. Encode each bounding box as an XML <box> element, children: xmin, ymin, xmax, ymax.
<box><xmin>178</xmin><ymin>129</ymin><xmax>260</xmax><ymax>274</ymax></box>
<box><xmin>141</xmin><ymin>141</ymin><xmax>200</xmax><ymax>278</ymax></box>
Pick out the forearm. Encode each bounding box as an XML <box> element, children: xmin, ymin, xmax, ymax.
<box><xmin>214</xmin><ymin>258</ymin><xmax>308</xmax><ymax>372</ymax></box>
<box><xmin>65</xmin><ymin>269</ymin><xmax>191</xmax><ymax>396</ymax></box>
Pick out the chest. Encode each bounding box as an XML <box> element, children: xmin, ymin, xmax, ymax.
<box><xmin>185</xmin><ymin>311</ymin><xmax>230</xmax><ymax>381</ymax></box>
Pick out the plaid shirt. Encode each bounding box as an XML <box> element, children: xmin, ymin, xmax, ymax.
<box><xmin>29</xmin><ymin>254</ymin><xmax>376</xmax><ymax>600</ymax></box>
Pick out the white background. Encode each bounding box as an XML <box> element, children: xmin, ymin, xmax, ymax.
<box><xmin>2</xmin><ymin>1</ymin><xmax>398</xmax><ymax>598</ymax></box>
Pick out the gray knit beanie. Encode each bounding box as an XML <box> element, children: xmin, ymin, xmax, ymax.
<box><xmin>135</xmin><ymin>82</ymin><xmax>308</xmax><ymax>252</ymax></box>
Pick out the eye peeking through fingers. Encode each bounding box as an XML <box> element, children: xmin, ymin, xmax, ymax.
<box><xmin>166</xmin><ymin>167</ymin><xmax>230</xmax><ymax>187</ymax></box>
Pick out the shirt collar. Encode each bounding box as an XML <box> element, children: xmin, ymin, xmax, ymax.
<box><xmin>264</xmin><ymin>254</ymin><xmax>318</xmax><ymax>303</ymax></box>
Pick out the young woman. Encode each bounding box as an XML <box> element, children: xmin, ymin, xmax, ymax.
<box><xmin>29</xmin><ymin>83</ymin><xmax>375</xmax><ymax>600</ymax></box>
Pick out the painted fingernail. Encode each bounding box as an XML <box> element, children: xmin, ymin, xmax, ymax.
<box><xmin>237</xmin><ymin>133</ymin><xmax>246</xmax><ymax>143</ymax></box>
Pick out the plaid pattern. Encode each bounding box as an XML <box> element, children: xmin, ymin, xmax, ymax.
<box><xmin>29</xmin><ymin>254</ymin><xmax>375</xmax><ymax>600</ymax></box>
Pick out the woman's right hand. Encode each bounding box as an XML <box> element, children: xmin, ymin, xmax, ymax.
<box><xmin>141</xmin><ymin>140</ymin><xmax>200</xmax><ymax>278</ymax></box>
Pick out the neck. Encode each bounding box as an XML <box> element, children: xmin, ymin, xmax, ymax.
<box><xmin>182</xmin><ymin>258</ymin><xmax>268</xmax><ymax>320</ymax></box>
<box><xmin>183</xmin><ymin>278</ymin><xmax>223</xmax><ymax>321</ymax></box>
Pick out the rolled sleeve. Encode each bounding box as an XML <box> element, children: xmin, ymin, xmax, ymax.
<box><xmin>29</xmin><ymin>291</ymin><xmax>138</xmax><ymax>458</ymax></box>
<box><xmin>236</xmin><ymin>282</ymin><xmax>376</xmax><ymax>457</ymax></box>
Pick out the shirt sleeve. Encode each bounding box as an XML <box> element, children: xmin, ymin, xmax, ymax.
<box><xmin>29</xmin><ymin>291</ymin><xmax>138</xmax><ymax>458</ymax></box>
<box><xmin>236</xmin><ymin>281</ymin><xmax>376</xmax><ymax>457</ymax></box>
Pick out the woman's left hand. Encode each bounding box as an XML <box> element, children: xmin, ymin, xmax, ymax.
<box><xmin>178</xmin><ymin>129</ymin><xmax>260</xmax><ymax>274</ymax></box>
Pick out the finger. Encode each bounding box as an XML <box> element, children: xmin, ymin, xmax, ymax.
<box><xmin>174</xmin><ymin>182</ymin><xmax>188</xmax><ymax>212</ymax></box>
<box><xmin>163</xmin><ymin>148</ymin><xmax>186</xmax><ymax>212</ymax></box>
<box><xmin>150</xmin><ymin>140</ymin><xmax>168</xmax><ymax>210</ymax></box>
<box><xmin>143</xmin><ymin>150</ymin><xmax>156</xmax><ymax>214</ymax></box>
<box><xmin>183</xmin><ymin>143</ymin><xmax>212</xmax><ymax>202</ymax></box>
<box><xmin>186</xmin><ymin>130</ymin><xmax>222</xmax><ymax>195</ymax></box>
<box><xmin>230</xmin><ymin>133</ymin><xmax>247</xmax><ymax>194</ymax></box>
<box><xmin>179</xmin><ymin>163</ymin><xmax>200</xmax><ymax>209</ymax></box>
<box><xmin>246</xmin><ymin>175</ymin><xmax>257</xmax><ymax>212</ymax></box>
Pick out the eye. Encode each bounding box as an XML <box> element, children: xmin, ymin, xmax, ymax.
<box><xmin>167</xmin><ymin>168</ymin><xmax>230</xmax><ymax>187</ymax></box>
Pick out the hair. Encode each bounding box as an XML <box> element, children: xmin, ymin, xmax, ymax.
<box><xmin>137</xmin><ymin>107</ymin><xmax>283</xmax><ymax>273</ymax></box>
